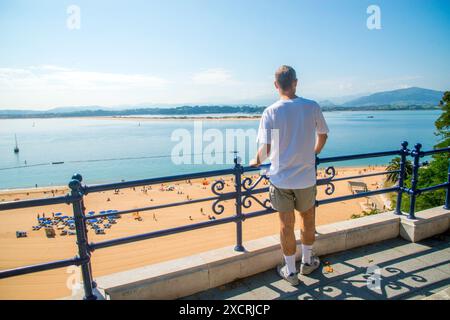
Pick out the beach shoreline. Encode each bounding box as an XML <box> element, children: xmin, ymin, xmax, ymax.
<box><xmin>74</xmin><ymin>115</ymin><xmax>262</xmax><ymax>122</ymax></box>
<box><xmin>0</xmin><ymin>109</ymin><xmax>441</xmax><ymax>123</ymax></box>
<box><xmin>0</xmin><ymin>115</ymin><xmax>263</xmax><ymax>122</ymax></box>
<box><xmin>0</xmin><ymin>165</ymin><xmax>386</xmax><ymax>194</ymax></box>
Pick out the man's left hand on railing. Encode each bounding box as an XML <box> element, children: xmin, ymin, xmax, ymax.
<box><xmin>250</xmin><ymin>143</ymin><xmax>271</xmax><ymax>168</ymax></box>
<box><xmin>249</xmin><ymin>158</ymin><xmax>261</xmax><ymax>168</ymax></box>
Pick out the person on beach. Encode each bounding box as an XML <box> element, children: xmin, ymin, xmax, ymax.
<box><xmin>250</xmin><ymin>65</ymin><xmax>329</xmax><ymax>285</ymax></box>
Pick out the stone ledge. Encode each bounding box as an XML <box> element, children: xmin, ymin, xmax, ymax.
<box><xmin>400</xmin><ymin>206</ymin><xmax>450</xmax><ymax>242</ymax></box>
<box><xmin>94</xmin><ymin>211</ymin><xmax>402</xmax><ymax>300</ymax></box>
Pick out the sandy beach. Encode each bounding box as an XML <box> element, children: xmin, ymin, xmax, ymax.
<box><xmin>72</xmin><ymin>115</ymin><xmax>262</xmax><ymax>122</ymax></box>
<box><xmin>0</xmin><ymin>165</ymin><xmax>390</xmax><ymax>299</ymax></box>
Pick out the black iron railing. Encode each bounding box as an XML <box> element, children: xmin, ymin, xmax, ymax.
<box><xmin>0</xmin><ymin>141</ymin><xmax>448</xmax><ymax>299</ymax></box>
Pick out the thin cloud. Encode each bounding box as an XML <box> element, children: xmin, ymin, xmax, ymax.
<box><xmin>0</xmin><ymin>65</ymin><xmax>169</xmax><ymax>91</ymax></box>
<box><xmin>0</xmin><ymin>66</ymin><xmax>170</xmax><ymax>108</ymax></box>
<box><xmin>192</xmin><ymin>68</ymin><xmax>234</xmax><ymax>85</ymax></box>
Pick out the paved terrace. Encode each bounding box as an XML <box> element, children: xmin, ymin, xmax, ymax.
<box><xmin>185</xmin><ymin>234</ymin><xmax>450</xmax><ymax>300</ymax></box>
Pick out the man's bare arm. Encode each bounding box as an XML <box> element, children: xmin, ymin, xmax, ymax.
<box><xmin>315</xmin><ymin>133</ymin><xmax>328</xmax><ymax>155</ymax></box>
<box><xmin>250</xmin><ymin>144</ymin><xmax>271</xmax><ymax>167</ymax></box>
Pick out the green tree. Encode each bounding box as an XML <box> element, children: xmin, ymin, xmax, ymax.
<box><xmin>385</xmin><ymin>156</ymin><xmax>413</xmax><ymax>184</ymax></box>
<box><xmin>401</xmin><ymin>91</ymin><xmax>450</xmax><ymax>212</ymax></box>
<box><xmin>435</xmin><ymin>91</ymin><xmax>450</xmax><ymax>149</ymax></box>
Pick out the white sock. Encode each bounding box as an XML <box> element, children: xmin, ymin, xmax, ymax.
<box><xmin>302</xmin><ymin>244</ymin><xmax>313</xmax><ymax>264</ymax></box>
<box><xmin>284</xmin><ymin>254</ymin><xmax>297</xmax><ymax>275</ymax></box>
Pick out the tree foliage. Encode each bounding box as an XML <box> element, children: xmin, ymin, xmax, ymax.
<box><xmin>400</xmin><ymin>91</ymin><xmax>450</xmax><ymax>212</ymax></box>
<box><xmin>386</xmin><ymin>156</ymin><xmax>413</xmax><ymax>184</ymax></box>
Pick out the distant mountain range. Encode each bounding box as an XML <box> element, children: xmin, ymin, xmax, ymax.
<box><xmin>341</xmin><ymin>87</ymin><xmax>444</xmax><ymax>107</ymax></box>
<box><xmin>0</xmin><ymin>87</ymin><xmax>445</xmax><ymax>118</ymax></box>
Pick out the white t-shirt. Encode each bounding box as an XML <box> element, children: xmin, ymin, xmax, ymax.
<box><xmin>256</xmin><ymin>97</ymin><xmax>329</xmax><ymax>189</ymax></box>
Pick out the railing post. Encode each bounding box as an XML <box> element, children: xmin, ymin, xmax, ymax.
<box><xmin>445</xmin><ymin>159</ymin><xmax>450</xmax><ymax>210</ymax></box>
<box><xmin>408</xmin><ymin>143</ymin><xmax>422</xmax><ymax>219</ymax></box>
<box><xmin>395</xmin><ymin>141</ymin><xmax>409</xmax><ymax>215</ymax></box>
<box><xmin>315</xmin><ymin>155</ymin><xmax>320</xmax><ymax>207</ymax></box>
<box><xmin>69</xmin><ymin>174</ymin><xmax>97</xmax><ymax>300</ymax></box>
<box><xmin>233</xmin><ymin>156</ymin><xmax>245</xmax><ymax>252</ymax></box>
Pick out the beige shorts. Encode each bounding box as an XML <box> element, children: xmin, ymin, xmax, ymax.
<box><xmin>269</xmin><ymin>184</ymin><xmax>317</xmax><ymax>212</ymax></box>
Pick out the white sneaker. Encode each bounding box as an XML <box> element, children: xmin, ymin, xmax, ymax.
<box><xmin>277</xmin><ymin>264</ymin><xmax>300</xmax><ymax>286</ymax></box>
<box><xmin>300</xmin><ymin>255</ymin><xmax>321</xmax><ymax>275</ymax></box>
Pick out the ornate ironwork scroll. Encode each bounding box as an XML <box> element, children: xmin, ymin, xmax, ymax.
<box><xmin>211</xmin><ymin>179</ymin><xmax>227</xmax><ymax>215</ymax></box>
<box><xmin>211</xmin><ymin>179</ymin><xmax>225</xmax><ymax>196</ymax></box>
<box><xmin>212</xmin><ymin>198</ymin><xmax>225</xmax><ymax>215</ymax></box>
<box><xmin>241</xmin><ymin>172</ymin><xmax>271</xmax><ymax>211</ymax></box>
<box><xmin>242</xmin><ymin>195</ymin><xmax>271</xmax><ymax>210</ymax></box>
<box><xmin>322</xmin><ymin>166</ymin><xmax>336</xmax><ymax>196</ymax></box>
<box><xmin>241</xmin><ymin>174</ymin><xmax>268</xmax><ymax>191</ymax></box>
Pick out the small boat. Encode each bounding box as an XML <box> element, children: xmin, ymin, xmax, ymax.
<box><xmin>14</xmin><ymin>134</ymin><xmax>19</xmax><ymax>153</ymax></box>
<box><xmin>367</xmin><ymin>116</ymin><xmax>374</xmax><ymax>119</ymax></box>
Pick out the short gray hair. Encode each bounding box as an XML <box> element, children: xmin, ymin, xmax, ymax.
<box><xmin>275</xmin><ymin>65</ymin><xmax>297</xmax><ymax>90</ymax></box>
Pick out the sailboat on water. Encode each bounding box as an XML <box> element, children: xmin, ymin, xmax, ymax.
<box><xmin>14</xmin><ymin>134</ymin><xmax>19</xmax><ymax>153</ymax></box>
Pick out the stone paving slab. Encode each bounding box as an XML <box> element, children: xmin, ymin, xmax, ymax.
<box><xmin>185</xmin><ymin>235</ymin><xmax>450</xmax><ymax>300</ymax></box>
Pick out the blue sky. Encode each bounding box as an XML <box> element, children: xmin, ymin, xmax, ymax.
<box><xmin>0</xmin><ymin>0</ymin><xmax>449</xmax><ymax>109</ymax></box>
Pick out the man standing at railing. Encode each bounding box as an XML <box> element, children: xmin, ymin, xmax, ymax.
<box><xmin>250</xmin><ymin>65</ymin><xmax>329</xmax><ymax>285</ymax></box>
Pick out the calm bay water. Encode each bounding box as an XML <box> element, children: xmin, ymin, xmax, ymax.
<box><xmin>0</xmin><ymin>110</ymin><xmax>441</xmax><ymax>189</ymax></box>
